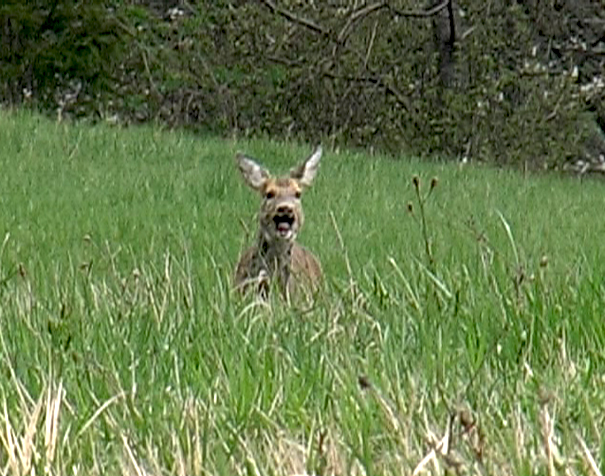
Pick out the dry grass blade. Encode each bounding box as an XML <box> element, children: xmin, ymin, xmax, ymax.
<box><xmin>45</xmin><ymin>381</ymin><xmax>64</xmax><ymax>466</ymax></box>
<box><xmin>540</xmin><ymin>404</ymin><xmax>557</xmax><ymax>476</ymax></box>
<box><xmin>1</xmin><ymin>399</ymin><xmax>20</xmax><ymax>476</ymax></box>
<box><xmin>412</xmin><ymin>416</ymin><xmax>452</xmax><ymax>476</ymax></box>
<box><xmin>576</xmin><ymin>433</ymin><xmax>602</xmax><ymax>476</ymax></box>
<box><xmin>388</xmin><ymin>257</ymin><xmax>421</xmax><ymax>310</ymax></box>
<box><xmin>21</xmin><ymin>389</ymin><xmax>45</xmax><ymax>474</ymax></box>
<box><xmin>77</xmin><ymin>391</ymin><xmax>126</xmax><ymax>439</ymax></box>
<box><xmin>122</xmin><ymin>434</ymin><xmax>147</xmax><ymax>476</ymax></box>
<box><xmin>0</xmin><ymin>387</ymin><xmax>46</xmax><ymax>476</ymax></box>
<box><xmin>171</xmin><ymin>432</ymin><xmax>187</xmax><ymax>476</ymax></box>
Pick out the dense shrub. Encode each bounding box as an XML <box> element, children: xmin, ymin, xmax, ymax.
<box><xmin>0</xmin><ymin>1</ymin><xmax>124</xmax><ymax>114</ymax></box>
<box><xmin>1</xmin><ymin>1</ymin><xmax>603</xmax><ymax>169</ymax></box>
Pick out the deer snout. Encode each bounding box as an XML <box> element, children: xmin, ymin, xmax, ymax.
<box><xmin>276</xmin><ymin>205</ymin><xmax>294</xmax><ymax>215</ymax></box>
<box><xmin>270</xmin><ymin>202</ymin><xmax>299</xmax><ymax>240</ymax></box>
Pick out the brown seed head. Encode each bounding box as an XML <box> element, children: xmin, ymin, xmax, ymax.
<box><xmin>358</xmin><ymin>375</ymin><xmax>371</xmax><ymax>390</ymax></box>
<box><xmin>412</xmin><ymin>175</ymin><xmax>420</xmax><ymax>189</ymax></box>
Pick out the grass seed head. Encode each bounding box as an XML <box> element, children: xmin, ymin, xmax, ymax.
<box><xmin>412</xmin><ymin>175</ymin><xmax>420</xmax><ymax>190</ymax></box>
<box><xmin>358</xmin><ymin>375</ymin><xmax>371</xmax><ymax>390</ymax></box>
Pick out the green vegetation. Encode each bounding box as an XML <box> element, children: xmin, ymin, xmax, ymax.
<box><xmin>2</xmin><ymin>1</ymin><xmax>602</xmax><ymax>169</ymax></box>
<box><xmin>0</xmin><ymin>111</ymin><xmax>604</xmax><ymax>475</ymax></box>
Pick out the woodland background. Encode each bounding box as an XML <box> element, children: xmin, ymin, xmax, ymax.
<box><xmin>1</xmin><ymin>0</ymin><xmax>604</xmax><ymax>170</ymax></box>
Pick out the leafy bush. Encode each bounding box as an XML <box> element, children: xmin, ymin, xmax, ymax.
<box><xmin>0</xmin><ymin>1</ymin><xmax>124</xmax><ymax>114</ymax></box>
<box><xmin>1</xmin><ymin>0</ymin><xmax>601</xmax><ymax>169</ymax></box>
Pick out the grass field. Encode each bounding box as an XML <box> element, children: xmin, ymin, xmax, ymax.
<box><xmin>0</xmin><ymin>110</ymin><xmax>604</xmax><ymax>475</ymax></box>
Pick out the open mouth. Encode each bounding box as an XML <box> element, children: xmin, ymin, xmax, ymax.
<box><xmin>273</xmin><ymin>213</ymin><xmax>295</xmax><ymax>238</ymax></box>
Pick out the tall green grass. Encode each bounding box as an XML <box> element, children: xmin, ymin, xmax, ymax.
<box><xmin>0</xmin><ymin>110</ymin><xmax>603</xmax><ymax>475</ymax></box>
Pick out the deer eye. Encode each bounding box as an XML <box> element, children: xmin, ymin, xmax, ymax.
<box><xmin>265</xmin><ymin>191</ymin><xmax>275</xmax><ymax>199</ymax></box>
<box><xmin>294</xmin><ymin>191</ymin><xmax>302</xmax><ymax>199</ymax></box>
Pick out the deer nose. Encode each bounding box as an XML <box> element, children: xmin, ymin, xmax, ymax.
<box><xmin>276</xmin><ymin>205</ymin><xmax>292</xmax><ymax>215</ymax></box>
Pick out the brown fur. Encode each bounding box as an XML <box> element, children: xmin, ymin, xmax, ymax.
<box><xmin>234</xmin><ymin>147</ymin><xmax>323</xmax><ymax>300</ymax></box>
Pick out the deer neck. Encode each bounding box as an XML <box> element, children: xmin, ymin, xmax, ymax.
<box><xmin>257</xmin><ymin>233</ymin><xmax>293</xmax><ymax>287</ymax></box>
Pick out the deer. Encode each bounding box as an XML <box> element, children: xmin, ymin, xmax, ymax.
<box><xmin>233</xmin><ymin>146</ymin><xmax>323</xmax><ymax>301</ymax></box>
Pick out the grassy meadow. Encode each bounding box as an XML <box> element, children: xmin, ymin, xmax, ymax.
<box><xmin>0</xmin><ymin>110</ymin><xmax>604</xmax><ymax>475</ymax></box>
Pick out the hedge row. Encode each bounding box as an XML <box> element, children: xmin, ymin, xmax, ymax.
<box><xmin>1</xmin><ymin>1</ymin><xmax>603</xmax><ymax>169</ymax></box>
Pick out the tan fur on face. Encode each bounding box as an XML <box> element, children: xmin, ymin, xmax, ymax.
<box><xmin>234</xmin><ymin>147</ymin><xmax>323</xmax><ymax>301</ymax></box>
<box><xmin>258</xmin><ymin>178</ymin><xmax>304</xmax><ymax>243</ymax></box>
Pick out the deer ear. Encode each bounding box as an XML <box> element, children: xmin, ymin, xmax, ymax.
<box><xmin>290</xmin><ymin>146</ymin><xmax>322</xmax><ymax>187</ymax></box>
<box><xmin>236</xmin><ymin>153</ymin><xmax>271</xmax><ymax>191</ymax></box>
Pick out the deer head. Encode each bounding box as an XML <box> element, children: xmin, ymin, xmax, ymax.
<box><xmin>236</xmin><ymin>146</ymin><xmax>322</xmax><ymax>245</ymax></box>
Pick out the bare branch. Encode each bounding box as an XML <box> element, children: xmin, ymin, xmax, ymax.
<box><xmin>321</xmin><ymin>70</ymin><xmax>410</xmax><ymax>111</ymax></box>
<box><xmin>264</xmin><ymin>0</ymin><xmax>453</xmax><ymax>45</ymax></box>
<box><xmin>261</xmin><ymin>0</ymin><xmax>453</xmax><ymax>113</ymax></box>
<box><xmin>260</xmin><ymin>0</ymin><xmax>330</xmax><ymax>37</ymax></box>
<box><xmin>338</xmin><ymin>3</ymin><xmax>388</xmax><ymax>43</ymax></box>
<box><xmin>387</xmin><ymin>0</ymin><xmax>451</xmax><ymax>19</ymax></box>
<box><xmin>338</xmin><ymin>1</ymin><xmax>452</xmax><ymax>43</ymax></box>
<box><xmin>446</xmin><ymin>0</ymin><xmax>456</xmax><ymax>45</ymax></box>
<box><xmin>364</xmin><ymin>20</ymin><xmax>379</xmax><ymax>68</ymax></box>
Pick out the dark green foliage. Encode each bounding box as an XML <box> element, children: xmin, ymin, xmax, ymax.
<box><xmin>0</xmin><ymin>1</ymin><xmax>124</xmax><ymax>113</ymax></box>
<box><xmin>0</xmin><ymin>1</ymin><xmax>600</xmax><ymax>168</ymax></box>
